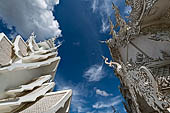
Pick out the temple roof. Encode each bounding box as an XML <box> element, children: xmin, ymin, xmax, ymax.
<box><xmin>16</xmin><ymin>89</ymin><xmax>72</xmax><ymax>113</ymax></box>
<box><xmin>141</xmin><ymin>0</ymin><xmax>170</xmax><ymax>29</ymax></box>
<box><xmin>6</xmin><ymin>75</ymin><xmax>52</xmax><ymax>96</ymax></box>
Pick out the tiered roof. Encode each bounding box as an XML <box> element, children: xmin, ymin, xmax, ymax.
<box><xmin>0</xmin><ymin>33</ymin><xmax>72</xmax><ymax>113</ymax></box>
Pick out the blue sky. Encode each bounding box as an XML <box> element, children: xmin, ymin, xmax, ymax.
<box><xmin>0</xmin><ymin>0</ymin><xmax>131</xmax><ymax>113</ymax></box>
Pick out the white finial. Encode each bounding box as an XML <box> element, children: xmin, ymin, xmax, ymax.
<box><xmin>31</xmin><ymin>32</ymin><xmax>36</xmax><ymax>39</ymax></box>
<box><xmin>56</xmin><ymin>40</ymin><xmax>64</xmax><ymax>48</ymax></box>
<box><xmin>99</xmin><ymin>40</ymin><xmax>107</xmax><ymax>44</ymax></box>
<box><xmin>102</xmin><ymin>56</ymin><xmax>122</xmax><ymax>73</ymax></box>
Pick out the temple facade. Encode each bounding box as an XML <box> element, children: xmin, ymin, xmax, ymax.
<box><xmin>0</xmin><ymin>33</ymin><xmax>72</xmax><ymax>113</ymax></box>
<box><xmin>103</xmin><ymin>0</ymin><xmax>170</xmax><ymax>113</ymax></box>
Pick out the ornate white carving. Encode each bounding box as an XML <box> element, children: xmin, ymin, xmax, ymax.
<box><xmin>0</xmin><ymin>32</ymin><xmax>72</xmax><ymax>113</ymax></box>
<box><xmin>27</xmin><ymin>32</ymin><xmax>39</xmax><ymax>52</ymax></box>
<box><xmin>0</xmin><ymin>82</ymin><xmax>55</xmax><ymax>112</ymax></box>
<box><xmin>136</xmin><ymin>66</ymin><xmax>168</xmax><ymax>112</ymax></box>
<box><xmin>6</xmin><ymin>75</ymin><xmax>52</xmax><ymax>96</ymax></box>
<box><xmin>105</xmin><ymin>0</ymin><xmax>170</xmax><ymax>113</ymax></box>
<box><xmin>13</xmin><ymin>35</ymin><xmax>29</xmax><ymax>58</ymax></box>
<box><xmin>102</xmin><ymin>56</ymin><xmax>122</xmax><ymax>73</ymax></box>
<box><xmin>104</xmin><ymin>58</ymin><xmax>170</xmax><ymax>112</ymax></box>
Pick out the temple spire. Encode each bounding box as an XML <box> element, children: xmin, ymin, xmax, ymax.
<box><xmin>108</xmin><ymin>17</ymin><xmax>117</xmax><ymax>40</ymax></box>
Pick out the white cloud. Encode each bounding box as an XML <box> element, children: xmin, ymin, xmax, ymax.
<box><xmin>98</xmin><ymin>0</ymin><xmax>113</xmax><ymax>33</ymax></box>
<box><xmin>92</xmin><ymin>96</ymin><xmax>121</xmax><ymax>109</ymax></box>
<box><xmin>88</xmin><ymin>0</ymin><xmax>116</xmax><ymax>33</ymax></box>
<box><xmin>88</xmin><ymin>0</ymin><xmax>130</xmax><ymax>33</ymax></box>
<box><xmin>95</xmin><ymin>88</ymin><xmax>113</xmax><ymax>97</ymax></box>
<box><xmin>0</xmin><ymin>0</ymin><xmax>61</xmax><ymax>40</ymax></box>
<box><xmin>83</xmin><ymin>64</ymin><xmax>105</xmax><ymax>82</ymax></box>
<box><xmin>92</xmin><ymin>0</ymin><xmax>98</xmax><ymax>12</ymax></box>
<box><xmin>101</xmin><ymin>19</ymin><xmax>110</xmax><ymax>33</ymax></box>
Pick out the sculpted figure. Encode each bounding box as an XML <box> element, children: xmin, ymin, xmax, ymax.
<box><xmin>102</xmin><ymin>56</ymin><xmax>122</xmax><ymax>73</ymax></box>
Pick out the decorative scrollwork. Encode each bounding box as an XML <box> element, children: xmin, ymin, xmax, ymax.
<box><xmin>135</xmin><ymin>66</ymin><xmax>169</xmax><ymax>112</ymax></box>
<box><xmin>105</xmin><ymin>0</ymin><xmax>170</xmax><ymax>112</ymax></box>
<box><xmin>145</xmin><ymin>0</ymin><xmax>158</xmax><ymax>15</ymax></box>
<box><xmin>125</xmin><ymin>0</ymin><xmax>158</xmax><ymax>22</ymax></box>
<box><xmin>125</xmin><ymin>0</ymin><xmax>144</xmax><ymax>25</ymax></box>
<box><xmin>103</xmin><ymin>57</ymin><xmax>170</xmax><ymax>112</ymax></box>
<box><xmin>157</xmin><ymin>76</ymin><xmax>170</xmax><ymax>91</ymax></box>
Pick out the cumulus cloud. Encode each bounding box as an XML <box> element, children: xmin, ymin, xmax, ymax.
<box><xmin>92</xmin><ymin>96</ymin><xmax>122</xmax><ymax>109</ymax></box>
<box><xmin>83</xmin><ymin>64</ymin><xmax>105</xmax><ymax>82</ymax></box>
<box><xmin>95</xmin><ymin>88</ymin><xmax>113</xmax><ymax>97</ymax></box>
<box><xmin>0</xmin><ymin>0</ymin><xmax>61</xmax><ymax>40</ymax></box>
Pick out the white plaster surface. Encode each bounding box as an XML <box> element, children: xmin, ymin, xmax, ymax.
<box><xmin>119</xmin><ymin>35</ymin><xmax>170</xmax><ymax>63</ymax></box>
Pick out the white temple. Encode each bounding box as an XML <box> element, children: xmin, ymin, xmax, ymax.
<box><xmin>0</xmin><ymin>32</ymin><xmax>72</xmax><ymax>113</ymax></box>
<box><xmin>103</xmin><ymin>0</ymin><xmax>170</xmax><ymax>113</ymax></box>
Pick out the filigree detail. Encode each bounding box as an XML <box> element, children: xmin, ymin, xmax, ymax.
<box><xmin>125</xmin><ymin>0</ymin><xmax>144</xmax><ymax>25</ymax></box>
<box><xmin>105</xmin><ymin>0</ymin><xmax>170</xmax><ymax>113</ymax></box>
<box><xmin>125</xmin><ymin>66</ymin><xmax>169</xmax><ymax>112</ymax></box>
<box><xmin>107</xmin><ymin>16</ymin><xmax>128</xmax><ymax>48</ymax></box>
<box><xmin>104</xmin><ymin>57</ymin><xmax>170</xmax><ymax>112</ymax></box>
<box><xmin>136</xmin><ymin>66</ymin><xmax>168</xmax><ymax>112</ymax></box>
<box><xmin>157</xmin><ymin>76</ymin><xmax>170</xmax><ymax>91</ymax></box>
<box><xmin>145</xmin><ymin>0</ymin><xmax>159</xmax><ymax>15</ymax></box>
<box><xmin>108</xmin><ymin>0</ymin><xmax>159</xmax><ymax>48</ymax></box>
<box><xmin>112</xmin><ymin>3</ymin><xmax>130</xmax><ymax>37</ymax></box>
<box><xmin>109</xmin><ymin>3</ymin><xmax>131</xmax><ymax>47</ymax></box>
<box><xmin>148</xmin><ymin>32</ymin><xmax>170</xmax><ymax>43</ymax></box>
<box><xmin>125</xmin><ymin>0</ymin><xmax>158</xmax><ymax>22</ymax></box>
<box><xmin>141</xmin><ymin>24</ymin><xmax>170</xmax><ymax>35</ymax></box>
